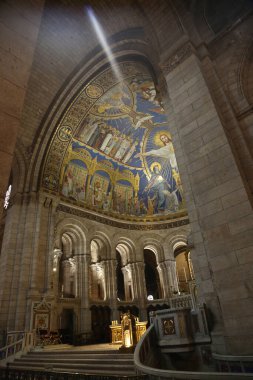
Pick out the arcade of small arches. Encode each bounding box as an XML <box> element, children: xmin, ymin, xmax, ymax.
<box><xmin>50</xmin><ymin>220</ymin><xmax>194</xmax><ymax>344</ymax></box>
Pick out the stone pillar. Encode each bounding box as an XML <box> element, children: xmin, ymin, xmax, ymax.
<box><xmin>44</xmin><ymin>198</ymin><xmax>59</xmax><ymax>294</ymax></box>
<box><xmin>128</xmin><ymin>263</ymin><xmax>138</xmax><ymax>301</ymax></box>
<box><xmin>0</xmin><ymin>193</ymin><xmax>23</xmax><ymax>330</ymax></box>
<box><xmin>164</xmin><ymin>259</ymin><xmax>179</xmax><ymax>295</ymax></box>
<box><xmin>52</xmin><ymin>249</ymin><xmax>63</xmax><ymax>296</ymax></box>
<box><xmin>62</xmin><ymin>260</ymin><xmax>71</xmax><ymax>296</ymax></box>
<box><xmin>121</xmin><ymin>266</ymin><xmax>132</xmax><ymax>302</ymax></box>
<box><xmin>104</xmin><ymin>259</ymin><xmax>118</xmax><ymax>321</ymax></box>
<box><xmin>76</xmin><ymin>253</ymin><xmax>91</xmax><ymax>334</ymax></box>
<box><xmin>161</xmin><ymin>41</ymin><xmax>253</xmax><ymax>354</ymax></box>
<box><xmin>0</xmin><ymin>0</ymin><xmax>44</xmax><ymax>221</ymax></box>
<box><xmin>95</xmin><ymin>262</ymin><xmax>105</xmax><ymax>300</ymax></box>
<box><xmin>1</xmin><ymin>191</ymin><xmax>46</xmax><ymax>331</ymax></box>
<box><xmin>132</xmin><ymin>262</ymin><xmax>147</xmax><ymax>321</ymax></box>
<box><xmin>90</xmin><ymin>263</ymin><xmax>98</xmax><ymax>300</ymax></box>
<box><xmin>157</xmin><ymin>262</ymin><xmax>170</xmax><ymax>299</ymax></box>
<box><xmin>28</xmin><ymin>195</ymin><xmax>58</xmax><ymax>297</ymax></box>
<box><xmin>16</xmin><ymin>193</ymin><xmax>40</xmax><ymax>330</ymax></box>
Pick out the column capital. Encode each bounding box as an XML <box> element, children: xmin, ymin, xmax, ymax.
<box><xmin>53</xmin><ymin>248</ymin><xmax>63</xmax><ymax>258</ymax></box>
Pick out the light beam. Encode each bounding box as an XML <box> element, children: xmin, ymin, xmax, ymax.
<box><xmin>86</xmin><ymin>6</ymin><xmax>122</xmax><ymax>82</ymax></box>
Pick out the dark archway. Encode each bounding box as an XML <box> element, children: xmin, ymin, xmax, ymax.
<box><xmin>59</xmin><ymin>308</ymin><xmax>74</xmax><ymax>344</ymax></box>
<box><xmin>116</xmin><ymin>250</ymin><xmax>125</xmax><ymax>301</ymax></box>
<box><xmin>90</xmin><ymin>305</ymin><xmax>111</xmax><ymax>343</ymax></box>
<box><xmin>144</xmin><ymin>249</ymin><xmax>162</xmax><ymax>300</ymax></box>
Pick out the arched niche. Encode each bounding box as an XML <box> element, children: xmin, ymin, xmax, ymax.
<box><xmin>143</xmin><ymin>247</ymin><xmax>162</xmax><ymax>301</ymax></box>
<box><xmin>115</xmin><ymin>240</ymin><xmax>135</xmax><ymax>302</ymax></box>
<box><xmin>173</xmin><ymin>243</ymin><xmax>194</xmax><ymax>295</ymax></box>
<box><xmin>58</xmin><ymin>231</ymin><xmax>77</xmax><ymax>299</ymax></box>
<box><xmin>52</xmin><ymin>218</ymin><xmax>88</xmax><ymax>299</ymax></box>
<box><xmin>89</xmin><ymin>239</ymin><xmax>106</xmax><ymax>301</ymax></box>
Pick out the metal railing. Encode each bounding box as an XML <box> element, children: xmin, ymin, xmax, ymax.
<box><xmin>213</xmin><ymin>353</ymin><xmax>253</xmax><ymax>374</ymax></box>
<box><xmin>0</xmin><ymin>331</ymin><xmax>36</xmax><ymax>365</ymax></box>
<box><xmin>169</xmin><ymin>294</ymin><xmax>193</xmax><ymax>309</ymax></box>
<box><xmin>134</xmin><ymin>323</ymin><xmax>253</xmax><ymax>379</ymax></box>
<box><xmin>0</xmin><ymin>368</ymin><xmax>147</xmax><ymax>380</ymax></box>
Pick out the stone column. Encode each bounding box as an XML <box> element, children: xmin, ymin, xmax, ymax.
<box><xmin>121</xmin><ymin>266</ymin><xmax>131</xmax><ymax>301</ymax></box>
<box><xmin>104</xmin><ymin>259</ymin><xmax>118</xmax><ymax>321</ymax></box>
<box><xmin>0</xmin><ymin>0</ymin><xmax>44</xmax><ymax>222</ymax></box>
<box><xmin>89</xmin><ymin>263</ymin><xmax>98</xmax><ymax>300</ymax></box>
<box><xmin>128</xmin><ymin>263</ymin><xmax>138</xmax><ymax>301</ymax></box>
<box><xmin>22</xmin><ymin>195</ymin><xmax>59</xmax><ymax>331</ymax></box>
<box><xmin>157</xmin><ymin>262</ymin><xmax>169</xmax><ymax>299</ymax></box>
<box><xmin>14</xmin><ymin>192</ymin><xmax>42</xmax><ymax>331</ymax></box>
<box><xmin>0</xmin><ymin>193</ymin><xmax>23</xmax><ymax>330</ymax></box>
<box><xmin>28</xmin><ymin>195</ymin><xmax>59</xmax><ymax>296</ymax></box>
<box><xmin>51</xmin><ymin>249</ymin><xmax>63</xmax><ymax>296</ymax></box>
<box><xmin>44</xmin><ymin>198</ymin><xmax>59</xmax><ymax>295</ymax></box>
<box><xmin>164</xmin><ymin>259</ymin><xmax>179</xmax><ymax>295</ymax></box>
<box><xmin>76</xmin><ymin>252</ymin><xmax>91</xmax><ymax>334</ymax></box>
<box><xmin>132</xmin><ymin>262</ymin><xmax>147</xmax><ymax>321</ymax></box>
<box><xmin>61</xmin><ymin>260</ymin><xmax>71</xmax><ymax>296</ymax></box>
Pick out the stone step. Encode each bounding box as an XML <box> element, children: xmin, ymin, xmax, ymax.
<box><xmin>31</xmin><ymin>349</ymin><xmax>121</xmax><ymax>354</ymax></box>
<box><xmin>9</xmin><ymin>367</ymin><xmax>136</xmax><ymax>376</ymax></box>
<box><xmin>13</xmin><ymin>357</ymin><xmax>134</xmax><ymax>365</ymax></box>
<box><xmin>27</xmin><ymin>350</ymin><xmax>133</xmax><ymax>359</ymax></box>
<box><xmin>9</xmin><ymin>362</ymin><xmax>135</xmax><ymax>370</ymax></box>
<box><xmin>9</xmin><ymin>345</ymin><xmax>136</xmax><ymax>375</ymax></box>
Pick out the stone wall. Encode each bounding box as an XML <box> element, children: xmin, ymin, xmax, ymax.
<box><xmin>0</xmin><ymin>0</ymin><xmax>44</xmax><ymax>219</ymax></box>
<box><xmin>0</xmin><ymin>0</ymin><xmax>252</xmax><ymax>355</ymax></box>
<box><xmin>161</xmin><ymin>40</ymin><xmax>253</xmax><ymax>353</ymax></box>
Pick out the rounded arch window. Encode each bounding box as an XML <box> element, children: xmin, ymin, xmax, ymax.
<box><xmin>174</xmin><ymin>245</ymin><xmax>193</xmax><ymax>294</ymax></box>
<box><xmin>144</xmin><ymin>248</ymin><xmax>162</xmax><ymax>300</ymax></box>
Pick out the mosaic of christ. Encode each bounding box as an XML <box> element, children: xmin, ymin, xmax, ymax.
<box><xmin>43</xmin><ymin>62</ymin><xmax>184</xmax><ymax>220</ymax></box>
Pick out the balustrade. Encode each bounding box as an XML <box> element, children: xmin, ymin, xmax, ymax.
<box><xmin>0</xmin><ymin>368</ymin><xmax>147</xmax><ymax>380</ymax></box>
<box><xmin>134</xmin><ymin>310</ymin><xmax>253</xmax><ymax>379</ymax></box>
<box><xmin>0</xmin><ymin>331</ymin><xmax>36</xmax><ymax>365</ymax></box>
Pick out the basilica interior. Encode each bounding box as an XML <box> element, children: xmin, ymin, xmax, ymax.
<box><xmin>0</xmin><ymin>0</ymin><xmax>253</xmax><ymax>376</ymax></box>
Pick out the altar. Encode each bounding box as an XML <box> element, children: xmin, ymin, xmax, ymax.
<box><xmin>110</xmin><ymin>313</ymin><xmax>147</xmax><ymax>345</ymax></box>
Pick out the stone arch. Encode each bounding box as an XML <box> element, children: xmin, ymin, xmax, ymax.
<box><xmin>26</xmin><ymin>29</ymin><xmax>185</xmax><ymax>227</ymax></box>
<box><xmin>167</xmin><ymin>234</ymin><xmax>193</xmax><ymax>294</ymax></box>
<box><xmin>225</xmin><ymin>39</ymin><xmax>253</xmax><ymax>115</ymax></box>
<box><xmin>138</xmin><ymin>237</ymin><xmax>164</xmax><ymax>300</ymax></box>
<box><xmin>243</xmin><ymin>43</ymin><xmax>253</xmax><ymax>106</ymax></box>
<box><xmin>139</xmin><ymin>236</ymin><xmax>165</xmax><ymax>263</ymax></box>
<box><xmin>12</xmin><ymin>141</ymin><xmax>28</xmax><ymax>197</ymax></box>
<box><xmin>113</xmin><ymin>237</ymin><xmax>136</xmax><ymax>302</ymax></box>
<box><xmin>53</xmin><ymin>219</ymin><xmax>88</xmax><ymax>300</ymax></box>
<box><xmin>54</xmin><ymin>218</ymin><xmax>88</xmax><ymax>255</ymax></box>
<box><xmin>88</xmin><ymin>231</ymin><xmax>112</xmax><ymax>260</ymax></box>
<box><xmin>61</xmin><ymin>233</ymin><xmax>73</xmax><ymax>258</ymax></box>
<box><xmin>115</xmin><ymin>237</ymin><xmax>136</xmax><ymax>264</ymax></box>
<box><xmin>88</xmin><ymin>231</ymin><xmax>112</xmax><ymax>301</ymax></box>
<box><xmin>28</xmin><ymin>30</ymin><xmax>160</xmax><ymax>194</ymax></box>
<box><xmin>166</xmin><ymin>233</ymin><xmax>188</xmax><ymax>254</ymax></box>
<box><xmin>90</xmin><ymin>240</ymin><xmax>100</xmax><ymax>263</ymax></box>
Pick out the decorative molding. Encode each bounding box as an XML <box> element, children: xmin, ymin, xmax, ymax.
<box><xmin>33</xmin><ymin>296</ymin><xmax>51</xmax><ymax>312</ymax></box>
<box><xmin>56</xmin><ymin>203</ymin><xmax>189</xmax><ymax>230</ymax></box>
<box><xmin>160</xmin><ymin>43</ymin><xmax>194</xmax><ymax>75</ymax></box>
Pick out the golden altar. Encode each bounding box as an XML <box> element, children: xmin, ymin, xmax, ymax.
<box><xmin>110</xmin><ymin>318</ymin><xmax>147</xmax><ymax>345</ymax></box>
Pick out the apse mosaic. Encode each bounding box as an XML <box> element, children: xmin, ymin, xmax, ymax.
<box><xmin>42</xmin><ymin>61</ymin><xmax>185</xmax><ymax>222</ymax></box>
